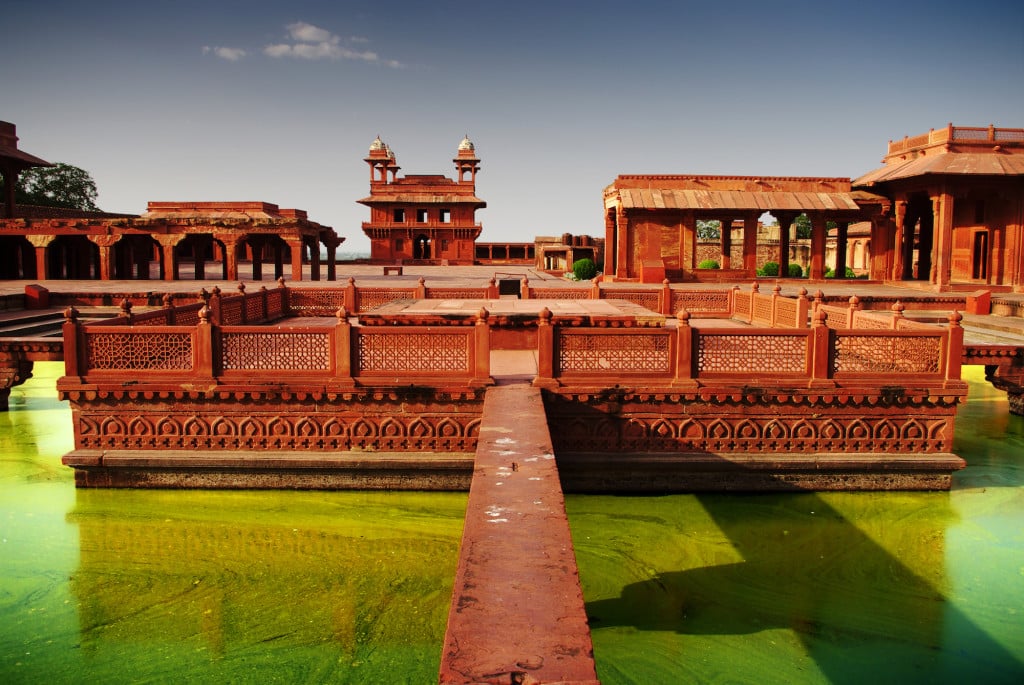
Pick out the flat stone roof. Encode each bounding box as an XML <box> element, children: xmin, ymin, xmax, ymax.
<box><xmin>360</xmin><ymin>298</ymin><xmax>666</xmax><ymax>327</ymax></box>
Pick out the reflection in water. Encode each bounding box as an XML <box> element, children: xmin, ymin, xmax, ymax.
<box><xmin>2</xmin><ymin>364</ymin><xmax>1024</xmax><ymax>684</ymax></box>
<box><xmin>66</xmin><ymin>489</ymin><xmax>464</xmax><ymax>682</ymax></box>
<box><xmin>572</xmin><ymin>369</ymin><xmax>1024</xmax><ymax>684</ymax></box>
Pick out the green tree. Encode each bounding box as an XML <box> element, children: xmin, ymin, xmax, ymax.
<box><xmin>11</xmin><ymin>162</ymin><xmax>99</xmax><ymax>211</ymax></box>
<box><xmin>572</xmin><ymin>258</ymin><xmax>598</xmax><ymax>281</ymax></box>
<box><xmin>794</xmin><ymin>214</ymin><xmax>811</xmax><ymax>240</ymax></box>
<box><xmin>697</xmin><ymin>220</ymin><xmax>721</xmax><ymax>241</ymax></box>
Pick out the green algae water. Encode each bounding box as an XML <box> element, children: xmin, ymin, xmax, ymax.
<box><xmin>569</xmin><ymin>368</ymin><xmax>1024</xmax><ymax>684</ymax></box>
<box><xmin>2</xmin><ymin>364</ymin><xmax>1023</xmax><ymax>683</ymax></box>
<box><xmin>0</xmin><ymin>364</ymin><xmax>466</xmax><ymax>684</ymax></box>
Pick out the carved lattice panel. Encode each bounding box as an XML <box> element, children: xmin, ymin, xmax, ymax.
<box><xmin>267</xmin><ymin>290</ymin><xmax>284</xmax><ymax>317</ymax></box>
<box><xmin>752</xmin><ymin>296</ymin><xmax>774</xmax><ymax>324</ymax></box>
<box><xmin>357</xmin><ymin>289</ymin><xmax>417</xmax><ymax>312</ymax></box>
<box><xmin>85</xmin><ymin>332</ymin><xmax>193</xmax><ymax>370</ymax></box>
<box><xmin>289</xmin><ymin>290</ymin><xmax>348</xmax><ymax>315</ymax></box>
<box><xmin>356</xmin><ymin>332</ymin><xmax>469</xmax><ymax>372</ymax></box>
<box><xmin>672</xmin><ymin>291</ymin><xmax>730</xmax><ymax>313</ymax></box>
<box><xmin>245</xmin><ymin>295</ymin><xmax>264</xmax><ymax>322</ymax></box>
<box><xmin>774</xmin><ymin>299</ymin><xmax>798</xmax><ymax>326</ymax></box>
<box><xmin>733</xmin><ymin>295</ymin><xmax>751</xmax><ymax>317</ymax></box>
<box><xmin>851</xmin><ymin>311</ymin><xmax>891</xmax><ymax>330</ymax></box>
<box><xmin>175</xmin><ymin>308</ymin><xmax>202</xmax><ymax>326</ymax></box>
<box><xmin>697</xmin><ymin>333</ymin><xmax>806</xmax><ymax>373</ymax></box>
<box><xmin>558</xmin><ymin>332</ymin><xmax>670</xmax><ymax>373</ymax></box>
<box><xmin>611</xmin><ymin>291</ymin><xmax>660</xmax><ymax>310</ymax></box>
<box><xmin>540</xmin><ymin>289</ymin><xmax>592</xmax><ymax>300</ymax></box>
<box><xmin>834</xmin><ymin>335</ymin><xmax>941</xmax><ymax>374</ymax></box>
<box><xmin>219</xmin><ymin>298</ymin><xmax>244</xmax><ymax>325</ymax></box>
<box><xmin>426</xmin><ymin>289</ymin><xmax>488</xmax><ymax>299</ymax></box>
<box><xmin>221</xmin><ymin>332</ymin><xmax>331</xmax><ymax>370</ymax></box>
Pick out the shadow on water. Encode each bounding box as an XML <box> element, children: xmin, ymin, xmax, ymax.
<box><xmin>585</xmin><ymin>488</ymin><xmax>1024</xmax><ymax>684</ymax></box>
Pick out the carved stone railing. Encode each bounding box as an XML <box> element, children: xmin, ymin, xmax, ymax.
<box><xmin>887</xmin><ymin>124</ymin><xmax>1024</xmax><ymax>155</ymax></box>
<box><xmin>534</xmin><ymin>307</ymin><xmax>963</xmax><ymax>387</ymax></box>
<box><xmin>62</xmin><ymin>306</ymin><xmax>492</xmax><ymax>388</ymax></box>
<box><xmin>730</xmin><ymin>283</ymin><xmax>809</xmax><ymax>328</ymax></box>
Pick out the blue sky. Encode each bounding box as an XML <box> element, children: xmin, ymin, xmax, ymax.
<box><xmin>3</xmin><ymin>0</ymin><xmax>1022</xmax><ymax>251</ymax></box>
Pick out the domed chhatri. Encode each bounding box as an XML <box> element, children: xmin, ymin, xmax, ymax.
<box><xmin>458</xmin><ymin>135</ymin><xmax>474</xmax><ymax>152</ymax></box>
<box><xmin>369</xmin><ymin>136</ymin><xmax>386</xmax><ymax>152</ymax></box>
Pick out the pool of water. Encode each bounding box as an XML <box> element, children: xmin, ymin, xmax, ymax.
<box><xmin>1</xmin><ymin>363</ymin><xmax>1022</xmax><ymax>683</ymax></box>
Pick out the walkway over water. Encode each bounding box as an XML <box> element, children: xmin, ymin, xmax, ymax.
<box><xmin>440</xmin><ymin>385</ymin><xmax>598</xmax><ymax>684</ymax></box>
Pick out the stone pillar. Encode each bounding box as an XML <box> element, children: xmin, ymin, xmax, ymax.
<box><xmin>216</xmin><ymin>235</ymin><xmax>240</xmax><ymax>282</ymax></box>
<box><xmin>154</xmin><ymin>235</ymin><xmax>181</xmax><ymax>281</ymax></box>
<box><xmin>88</xmin><ymin>235</ymin><xmax>120</xmax><ymax>281</ymax></box>
<box><xmin>310</xmin><ymin>237</ymin><xmax>322</xmax><ymax>282</ymax></box>
<box><xmin>681</xmin><ymin>211</ymin><xmax>696</xmax><ymax>273</ymax></box>
<box><xmin>743</xmin><ymin>212</ymin><xmax>758</xmax><ymax>273</ymax></box>
<box><xmin>26</xmin><ymin>235</ymin><xmax>54</xmax><ymax>280</ymax></box>
<box><xmin>720</xmin><ymin>218</ymin><xmax>732</xmax><ymax>269</ymax></box>
<box><xmin>931</xmin><ymin>190</ymin><xmax>954</xmax><ymax>289</ymax></box>
<box><xmin>286</xmin><ymin>237</ymin><xmax>304</xmax><ymax>281</ymax></box>
<box><xmin>809</xmin><ymin>214</ymin><xmax>827</xmax><ymax>280</ymax></box>
<box><xmin>615</xmin><ymin>207</ymin><xmax>629</xmax><ymax>279</ymax></box>
<box><xmin>835</xmin><ymin>222</ymin><xmax>849</xmax><ymax>278</ymax></box>
<box><xmin>776</xmin><ymin>212</ymin><xmax>795</xmax><ymax>278</ymax></box>
<box><xmin>892</xmin><ymin>200</ymin><xmax>908</xmax><ymax>280</ymax></box>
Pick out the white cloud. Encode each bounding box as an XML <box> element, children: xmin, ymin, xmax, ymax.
<box><xmin>202</xmin><ymin>45</ymin><xmax>247</xmax><ymax>61</ymax></box>
<box><xmin>286</xmin><ymin>21</ymin><xmax>333</xmax><ymax>43</ymax></box>
<box><xmin>262</xmin><ymin>21</ymin><xmax>403</xmax><ymax>68</ymax></box>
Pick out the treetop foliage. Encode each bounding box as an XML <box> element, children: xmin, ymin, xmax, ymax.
<box><xmin>5</xmin><ymin>162</ymin><xmax>100</xmax><ymax>211</ymax></box>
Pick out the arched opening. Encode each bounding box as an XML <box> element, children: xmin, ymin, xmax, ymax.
<box><xmin>174</xmin><ymin>234</ymin><xmax>228</xmax><ymax>280</ymax></box>
<box><xmin>901</xmin><ymin>194</ymin><xmax>934</xmax><ymax>281</ymax></box>
<box><xmin>413</xmin><ymin>234</ymin><xmax>431</xmax><ymax>260</ymax></box>
<box><xmin>240</xmin><ymin>235</ymin><xmax>289</xmax><ymax>281</ymax></box>
<box><xmin>0</xmin><ymin>236</ymin><xmax>36</xmax><ymax>279</ymax></box>
<box><xmin>113</xmin><ymin>234</ymin><xmax>159</xmax><ymax>279</ymax></box>
<box><xmin>48</xmin><ymin>236</ymin><xmax>99</xmax><ymax>279</ymax></box>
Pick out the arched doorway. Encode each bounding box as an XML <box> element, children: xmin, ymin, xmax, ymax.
<box><xmin>175</xmin><ymin>234</ymin><xmax>228</xmax><ymax>280</ymax></box>
<box><xmin>48</xmin><ymin>236</ymin><xmax>99</xmax><ymax>279</ymax></box>
<box><xmin>113</xmin><ymin>234</ymin><xmax>159</xmax><ymax>279</ymax></box>
<box><xmin>414</xmin><ymin>234</ymin><xmax>431</xmax><ymax>260</ymax></box>
<box><xmin>0</xmin><ymin>236</ymin><xmax>35</xmax><ymax>279</ymax></box>
<box><xmin>240</xmin><ymin>235</ymin><xmax>289</xmax><ymax>281</ymax></box>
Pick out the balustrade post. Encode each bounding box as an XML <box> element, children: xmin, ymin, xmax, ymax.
<box><xmin>771</xmin><ymin>284</ymin><xmax>782</xmax><ymax>327</ymax></box>
<box><xmin>522</xmin><ymin>276</ymin><xmax>531</xmax><ymax>300</ymax></box>
<box><xmin>808</xmin><ymin>310</ymin><xmax>832</xmax><ymax>385</ymax></box>
<box><xmin>730</xmin><ymin>285</ymin><xmax>740</xmax><ymax>317</ymax></box>
<box><xmin>846</xmin><ymin>295</ymin><xmax>860</xmax><ymax>329</ymax></box>
<box><xmin>813</xmin><ymin>289</ymin><xmax>824</xmax><ymax>313</ymax></box>
<box><xmin>658</xmin><ymin>279</ymin><xmax>670</xmax><ymax>316</ymax></box>
<box><xmin>62</xmin><ymin>307</ymin><xmax>82</xmax><ymax>377</ymax></box>
<box><xmin>344</xmin><ymin>277</ymin><xmax>357</xmax><ymax>313</ymax></box>
<box><xmin>487</xmin><ymin>277</ymin><xmax>498</xmax><ymax>299</ymax></box>
<box><xmin>945</xmin><ymin>311</ymin><xmax>964</xmax><ymax>381</ymax></box>
<box><xmin>473</xmin><ymin>308</ymin><xmax>492</xmax><ymax>386</ymax></box>
<box><xmin>162</xmin><ymin>293</ymin><xmax>174</xmax><ymax>325</ymax></box>
<box><xmin>333</xmin><ymin>307</ymin><xmax>354</xmax><ymax>384</ymax></box>
<box><xmin>120</xmin><ymin>298</ymin><xmax>133</xmax><ymax>325</ymax></box>
<box><xmin>533</xmin><ymin>307</ymin><xmax>556</xmax><ymax>388</ymax></box>
<box><xmin>195</xmin><ymin>306</ymin><xmax>215</xmax><ymax>379</ymax></box>
<box><xmin>208</xmin><ymin>287</ymin><xmax>222</xmax><ymax>325</ymax></box>
<box><xmin>415</xmin><ymin>277</ymin><xmax>427</xmax><ymax>299</ymax></box>
<box><xmin>672</xmin><ymin>310</ymin><xmax>696</xmax><ymax>387</ymax></box>
<box><xmin>237</xmin><ymin>282</ymin><xmax>247</xmax><ymax>324</ymax></box>
<box><xmin>797</xmin><ymin>288</ymin><xmax>809</xmax><ymax>328</ymax></box>
<box><xmin>590</xmin><ymin>279</ymin><xmax>601</xmax><ymax>300</ymax></box>
<box><xmin>891</xmin><ymin>301</ymin><xmax>905</xmax><ymax>329</ymax></box>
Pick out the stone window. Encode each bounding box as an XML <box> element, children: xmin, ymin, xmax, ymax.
<box><xmin>417</xmin><ymin>208</ymin><xmax>429</xmax><ymax>223</ymax></box>
<box><xmin>440</xmin><ymin>209</ymin><xmax>451</xmax><ymax>223</ymax></box>
<box><xmin>393</xmin><ymin>208</ymin><xmax>405</xmax><ymax>222</ymax></box>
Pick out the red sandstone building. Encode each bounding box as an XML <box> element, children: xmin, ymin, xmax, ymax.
<box><xmin>602</xmin><ymin>174</ymin><xmax>888</xmax><ymax>283</ymax></box>
<box><xmin>359</xmin><ymin>136</ymin><xmax>484</xmax><ymax>265</ymax></box>
<box><xmin>853</xmin><ymin>124</ymin><xmax>1024</xmax><ymax>289</ymax></box>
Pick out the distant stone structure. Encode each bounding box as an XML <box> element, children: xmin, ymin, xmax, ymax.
<box><xmin>602</xmin><ymin>174</ymin><xmax>888</xmax><ymax>283</ymax></box>
<box><xmin>854</xmin><ymin>124</ymin><xmax>1024</xmax><ymax>289</ymax></box>
<box><xmin>0</xmin><ymin>121</ymin><xmax>51</xmax><ymax>219</ymax></box>
<box><xmin>359</xmin><ymin>136</ymin><xmax>485</xmax><ymax>265</ymax></box>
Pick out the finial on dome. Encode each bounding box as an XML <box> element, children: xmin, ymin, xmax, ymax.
<box><xmin>369</xmin><ymin>136</ymin><xmax>386</xmax><ymax>152</ymax></box>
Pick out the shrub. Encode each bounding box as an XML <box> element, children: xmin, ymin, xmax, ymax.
<box><xmin>697</xmin><ymin>259</ymin><xmax>720</xmax><ymax>270</ymax></box>
<box><xmin>825</xmin><ymin>266</ymin><xmax>858</xmax><ymax>279</ymax></box>
<box><xmin>572</xmin><ymin>258</ymin><xmax>598</xmax><ymax>281</ymax></box>
<box><xmin>787</xmin><ymin>263</ymin><xmax>804</xmax><ymax>278</ymax></box>
<box><xmin>758</xmin><ymin>261</ymin><xmax>779</xmax><ymax>277</ymax></box>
